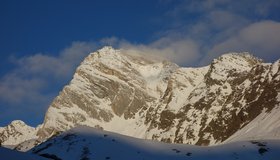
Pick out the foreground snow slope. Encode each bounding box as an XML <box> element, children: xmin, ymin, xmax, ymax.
<box><xmin>0</xmin><ymin>147</ymin><xmax>47</xmax><ymax>160</ymax></box>
<box><xmin>31</xmin><ymin>126</ymin><xmax>280</xmax><ymax>160</ymax></box>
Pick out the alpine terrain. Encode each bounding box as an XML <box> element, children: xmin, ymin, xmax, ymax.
<box><xmin>0</xmin><ymin>46</ymin><xmax>280</xmax><ymax>159</ymax></box>
<box><xmin>36</xmin><ymin>46</ymin><xmax>280</xmax><ymax>145</ymax></box>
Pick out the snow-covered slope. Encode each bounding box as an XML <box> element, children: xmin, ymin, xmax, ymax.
<box><xmin>226</xmin><ymin>104</ymin><xmax>280</xmax><ymax>143</ymax></box>
<box><xmin>31</xmin><ymin>126</ymin><xmax>280</xmax><ymax>160</ymax></box>
<box><xmin>37</xmin><ymin>46</ymin><xmax>280</xmax><ymax>146</ymax></box>
<box><xmin>0</xmin><ymin>147</ymin><xmax>47</xmax><ymax>160</ymax></box>
<box><xmin>0</xmin><ymin>120</ymin><xmax>39</xmax><ymax>149</ymax></box>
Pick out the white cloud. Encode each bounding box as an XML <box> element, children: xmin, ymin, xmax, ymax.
<box><xmin>149</xmin><ymin>38</ymin><xmax>201</xmax><ymax>65</ymax></box>
<box><xmin>101</xmin><ymin>20</ymin><xmax>280</xmax><ymax>67</ymax></box>
<box><xmin>202</xmin><ymin>21</ymin><xmax>280</xmax><ymax>64</ymax></box>
<box><xmin>207</xmin><ymin>10</ymin><xmax>249</xmax><ymax>30</ymax></box>
<box><xmin>0</xmin><ymin>74</ymin><xmax>45</xmax><ymax>105</ymax></box>
<box><xmin>13</xmin><ymin>42</ymin><xmax>97</xmax><ymax>79</ymax></box>
<box><xmin>156</xmin><ymin>0</ymin><xmax>280</xmax><ymax>66</ymax></box>
<box><xmin>110</xmin><ymin>37</ymin><xmax>201</xmax><ymax>66</ymax></box>
<box><xmin>0</xmin><ymin>41</ymin><xmax>97</xmax><ymax>107</ymax></box>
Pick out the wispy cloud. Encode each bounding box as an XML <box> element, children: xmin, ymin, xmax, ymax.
<box><xmin>132</xmin><ymin>0</ymin><xmax>280</xmax><ymax>65</ymax></box>
<box><xmin>12</xmin><ymin>42</ymin><xmax>97</xmax><ymax>80</ymax></box>
<box><xmin>204</xmin><ymin>21</ymin><xmax>280</xmax><ymax>63</ymax></box>
<box><xmin>101</xmin><ymin>37</ymin><xmax>201</xmax><ymax>66</ymax></box>
<box><xmin>0</xmin><ymin>41</ymin><xmax>97</xmax><ymax>123</ymax></box>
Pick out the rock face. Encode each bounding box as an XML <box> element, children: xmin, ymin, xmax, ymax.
<box><xmin>36</xmin><ymin>46</ymin><xmax>280</xmax><ymax>146</ymax></box>
<box><xmin>0</xmin><ymin>120</ymin><xmax>39</xmax><ymax>150</ymax></box>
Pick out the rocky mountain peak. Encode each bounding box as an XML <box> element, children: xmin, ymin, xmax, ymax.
<box><xmin>72</xmin><ymin>46</ymin><xmax>179</xmax><ymax>97</ymax></box>
<box><xmin>81</xmin><ymin>46</ymin><xmax>121</xmax><ymax>68</ymax></box>
<box><xmin>204</xmin><ymin>53</ymin><xmax>262</xmax><ymax>84</ymax></box>
<box><xmin>82</xmin><ymin>46</ymin><xmax>176</xmax><ymax>69</ymax></box>
<box><xmin>10</xmin><ymin>120</ymin><xmax>27</xmax><ymax>127</ymax></box>
<box><xmin>2</xmin><ymin>120</ymin><xmax>32</xmax><ymax>133</ymax></box>
<box><xmin>0</xmin><ymin>120</ymin><xmax>39</xmax><ymax>149</ymax></box>
<box><xmin>212</xmin><ymin>52</ymin><xmax>262</xmax><ymax>70</ymax></box>
<box><xmin>216</xmin><ymin>52</ymin><xmax>261</xmax><ymax>62</ymax></box>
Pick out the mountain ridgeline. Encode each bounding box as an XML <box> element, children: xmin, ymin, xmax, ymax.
<box><xmin>1</xmin><ymin>46</ymin><xmax>280</xmax><ymax>150</ymax></box>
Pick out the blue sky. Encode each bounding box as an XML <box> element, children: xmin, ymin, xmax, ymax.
<box><xmin>0</xmin><ymin>0</ymin><xmax>280</xmax><ymax>126</ymax></box>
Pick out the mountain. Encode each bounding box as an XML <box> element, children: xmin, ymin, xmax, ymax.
<box><xmin>0</xmin><ymin>46</ymin><xmax>279</xmax><ymax>152</ymax></box>
<box><xmin>31</xmin><ymin>125</ymin><xmax>280</xmax><ymax>160</ymax></box>
<box><xmin>0</xmin><ymin>120</ymin><xmax>40</xmax><ymax>150</ymax></box>
<box><xmin>0</xmin><ymin>146</ymin><xmax>47</xmax><ymax>160</ymax></box>
<box><xmin>36</xmin><ymin>46</ymin><xmax>280</xmax><ymax>146</ymax></box>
